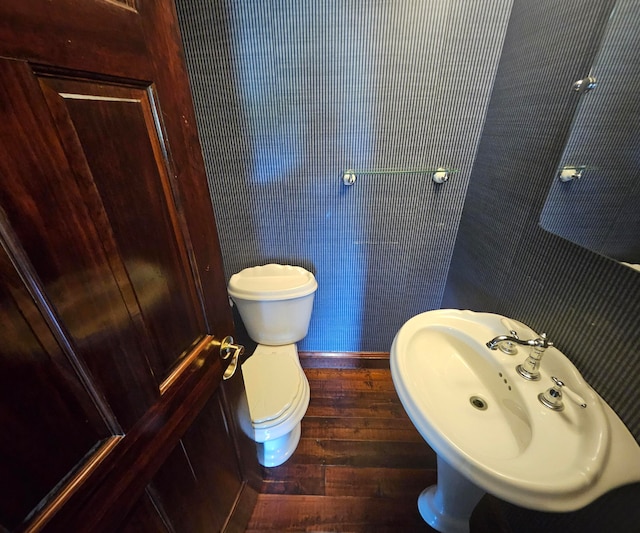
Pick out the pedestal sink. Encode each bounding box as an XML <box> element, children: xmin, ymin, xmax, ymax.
<box><xmin>390</xmin><ymin>309</ymin><xmax>640</xmax><ymax>533</ymax></box>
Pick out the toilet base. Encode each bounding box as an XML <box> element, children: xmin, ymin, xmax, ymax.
<box><xmin>257</xmin><ymin>422</ymin><xmax>302</xmax><ymax>467</ymax></box>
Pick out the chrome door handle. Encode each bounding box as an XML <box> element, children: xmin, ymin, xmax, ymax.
<box><xmin>220</xmin><ymin>336</ymin><xmax>244</xmax><ymax>380</ymax></box>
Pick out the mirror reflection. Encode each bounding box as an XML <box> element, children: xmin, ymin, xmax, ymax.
<box><xmin>540</xmin><ymin>0</ymin><xmax>640</xmax><ymax>268</ymax></box>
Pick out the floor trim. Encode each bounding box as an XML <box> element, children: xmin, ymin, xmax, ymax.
<box><xmin>298</xmin><ymin>351</ymin><xmax>390</xmax><ymax>369</ymax></box>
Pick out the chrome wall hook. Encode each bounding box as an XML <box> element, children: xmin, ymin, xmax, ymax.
<box><xmin>559</xmin><ymin>166</ymin><xmax>585</xmax><ymax>182</ymax></box>
<box><xmin>432</xmin><ymin>168</ymin><xmax>449</xmax><ymax>184</ymax></box>
<box><xmin>342</xmin><ymin>170</ymin><xmax>357</xmax><ymax>186</ymax></box>
<box><xmin>573</xmin><ymin>76</ymin><xmax>597</xmax><ymax>93</ymax></box>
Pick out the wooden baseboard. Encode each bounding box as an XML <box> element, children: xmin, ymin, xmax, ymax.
<box><xmin>298</xmin><ymin>351</ymin><xmax>390</xmax><ymax>369</ymax></box>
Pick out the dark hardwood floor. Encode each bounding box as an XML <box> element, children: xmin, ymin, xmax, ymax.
<box><xmin>246</xmin><ymin>353</ymin><xmax>511</xmax><ymax>533</ymax></box>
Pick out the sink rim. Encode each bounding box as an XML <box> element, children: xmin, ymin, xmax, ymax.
<box><xmin>390</xmin><ymin>309</ymin><xmax>611</xmax><ymax>510</ymax></box>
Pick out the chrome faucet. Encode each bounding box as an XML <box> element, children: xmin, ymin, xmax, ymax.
<box><xmin>486</xmin><ymin>330</ymin><xmax>520</xmax><ymax>354</ymax></box>
<box><xmin>538</xmin><ymin>376</ymin><xmax>587</xmax><ymax>411</ymax></box>
<box><xmin>486</xmin><ymin>332</ymin><xmax>553</xmax><ymax>381</ymax></box>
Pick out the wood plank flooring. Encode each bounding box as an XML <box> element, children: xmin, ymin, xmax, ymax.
<box><xmin>246</xmin><ymin>354</ymin><xmax>511</xmax><ymax>533</ymax></box>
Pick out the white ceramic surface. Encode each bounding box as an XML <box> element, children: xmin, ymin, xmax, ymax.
<box><xmin>242</xmin><ymin>344</ymin><xmax>310</xmax><ymax>443</ymax></box>
<box><xmin>228</xmin><ymin>264</ymin><xmax>317</xmax><ymax>345</ymax></box>
<box><xmin>390</xmin><ymin>309</ymin><xmax>640</xmax><ymax>513</ymax></box>
<box><xmin>229</xmin><ymin>264</ymin><xmax>316</xmax><ymax>468</ymax></box>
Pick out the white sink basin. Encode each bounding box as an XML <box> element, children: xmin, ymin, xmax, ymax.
<box><xmin>390</xmin><ymin>309</ymin><xmax>640</xmax><ymax>532</ymax></box>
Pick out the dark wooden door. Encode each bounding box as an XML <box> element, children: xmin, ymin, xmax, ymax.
<box><xmin>0</xmin><ymin>1</ymin><xmax>255</xmax><ymax>531</ymax></box>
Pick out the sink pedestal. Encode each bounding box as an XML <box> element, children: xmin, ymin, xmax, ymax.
<box><xmin>418</xmin><ymin>455</ymin><xmax>485</xmax><ymax>533</ymax></box>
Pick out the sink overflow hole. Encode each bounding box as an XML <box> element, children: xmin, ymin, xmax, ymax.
<box><xmin>470</xmin><ymin>396</ymin><xmax>488</xmax><ymax>411</ymax></box>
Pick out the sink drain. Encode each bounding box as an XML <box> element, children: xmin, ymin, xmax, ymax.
<box><xmin>469</xmin><ymin>396</ymin><xmax>488</xmax><ymax>410</ymax></box>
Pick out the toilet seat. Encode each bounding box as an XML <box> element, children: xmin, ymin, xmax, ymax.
<box><xmin>242</xmin><ymin>344</ymin><xmax>309</xmax><ymax>436</ymax></box>
<box><xmin>251</xmin><ymin>376</ymin><xmax>303</xmax><ymax>430</ymax></box>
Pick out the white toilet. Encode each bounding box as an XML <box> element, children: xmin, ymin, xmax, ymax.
<box><xmin>228</xmin><ymin>263</ymin><xmax>317</xmax><ymax>467</ymax></box>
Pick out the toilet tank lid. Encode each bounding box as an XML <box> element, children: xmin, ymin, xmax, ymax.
<box><xmin>228</xmin><ymin>263</ymin><xmax>317</xmax><ymax>301</ymax></box>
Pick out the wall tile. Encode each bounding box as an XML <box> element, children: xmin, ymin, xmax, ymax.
<box><xmin>443</xmin><ymin>0</ymin><xmax>640</xmax><ymax>530</ymax></box>
<box><xmin>176</xmin><ymin>0</ymin><xmax>512</xmax><ymax>351</ymax></box>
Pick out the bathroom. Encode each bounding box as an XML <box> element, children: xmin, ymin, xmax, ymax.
<box><xmin>174</xmin><ymin>0</ymin><xmax>640</xmax><ymax>531</ymax></box>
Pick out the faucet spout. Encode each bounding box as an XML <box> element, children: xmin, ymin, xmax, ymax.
<box><xmin>487</xmin><ymin>332</ymin><xmax>553</xmax><ymax>381</ymax></box>
<box><xmin>486</xmin><ymin>334</ymin><xmax>552</xmax><ymax>351</ymax></box>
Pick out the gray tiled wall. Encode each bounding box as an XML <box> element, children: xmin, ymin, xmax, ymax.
<box><xmin>175</xmin><ymin>0</ymin><xmax>512</xmax><ymax>352</ymax></box>
<box><xmin>443</xmin><ymin>0</ymin><xmax>640</xmax><ymax>530</ymax></box>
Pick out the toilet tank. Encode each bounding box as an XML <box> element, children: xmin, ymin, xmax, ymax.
<box><xmin>227</xmin><ymin>264</ymin><xmax>317</xmax><ymax>345</ymax></box>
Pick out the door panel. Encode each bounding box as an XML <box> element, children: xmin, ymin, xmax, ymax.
<box><xmin>0</xmin><ymin>58</ymin><xmax>159</xmax><ymax>430</ymax></box>
<box><xmin>36</xmin><ymin>336</ymin><xmax>225</xmax><ymax>532</ymax></box>
<box><xmin>150</xmin><ymin>390</ymin><xmax>244</xmax><ymax>532</ymax></box>
<box><xmin>0</xmin><ymin>1</ymin><xmax>148</xmax><ymax>81</ymax></box>
<box><xmin>0</xmin><ymin>0</ymin><xmax>256</xmax><ymax>531</ymax></box>
<box><xmin>0</xmin><ymin>246</ymin><xmax>110</xmax><ymax>530</ymax></box>
<box><xmin>39</xmin><ymin>75</ymin><xmax>205</xmax><ymax>380</ymax></box>
<box><xmin>119</xmin><ymin>489</ymin><xmax>172</xmax><ymax>533</ymax></box>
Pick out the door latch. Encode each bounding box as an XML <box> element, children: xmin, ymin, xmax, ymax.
<box><xmin>219</xmin><ymin>336</ymin><xmax>244</xmax><ymax>380</ymax></box>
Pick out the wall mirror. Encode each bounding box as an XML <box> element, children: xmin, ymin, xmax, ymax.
<box><xmin>539</xmin><ymin>0</ymin><xmax>640</xmax><ymax>269</ymax></box>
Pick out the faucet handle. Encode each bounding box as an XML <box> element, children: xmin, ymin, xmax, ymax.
<box><xmin>534</xmin><ymin>333</ymin><xmax>553</xmax><ymax>349</ymax></box>
<box><xmin>539</xmin><ymin>376</ymin><xmax>587</xmax><ymax>411</ymax></box>
<box><xmin>550</xmin><ymin>377</ymin><xmax>587</xmax><ymax>408</ymax></box>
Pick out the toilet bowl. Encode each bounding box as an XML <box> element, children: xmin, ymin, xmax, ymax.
<box><xmin>241</xmin><ymin>344</ymin><xmax>310</xmax><ymax>466</ymax></box>
<box><xmin>228</xmin><ymin>264</ymin><xmax>317</xmax><ymax>467</ymax></box>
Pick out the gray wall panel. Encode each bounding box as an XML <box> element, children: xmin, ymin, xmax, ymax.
<box><xmin>444</xmin><ymin>0</ymin><xmax>640</xmax><ymax>530</ymax></box>
<box><xmin>176</xmin><ymin>0</ymin><xmax>511</xmax><ymax>351</ymax></box>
